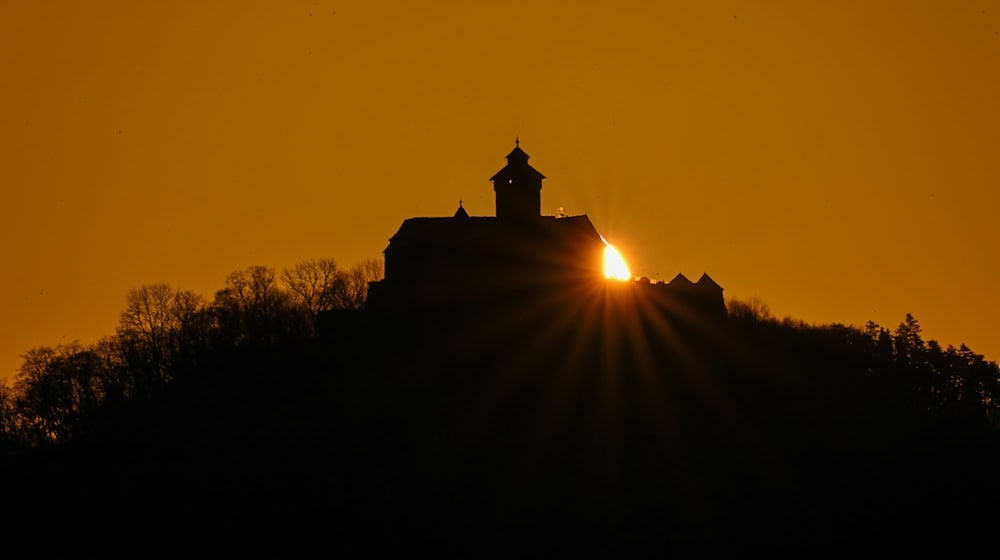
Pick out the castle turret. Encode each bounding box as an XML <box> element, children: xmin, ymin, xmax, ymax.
<box><xmin>490</xmin><ymin>139</ymin><xmax>545</xmax><ymax>222</ymax></box>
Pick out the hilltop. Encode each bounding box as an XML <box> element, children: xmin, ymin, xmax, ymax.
<box><xmin>1</xmin><ymin>266</ymin><xmax>998</xmax><ymax>554</ymax></box>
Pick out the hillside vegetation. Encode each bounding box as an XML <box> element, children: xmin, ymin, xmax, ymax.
<box><xmin>2</xmin><ymin>259</ymin><xmax>998</xmax><ymax>554</ymax></box>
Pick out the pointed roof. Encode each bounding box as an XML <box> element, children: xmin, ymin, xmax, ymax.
<box><xmin>453</xmin><ymin>201</ymin><xmax>469</xmax><ymax>219</ymax></box>
<box><xmin>490</xmin><ymin>140</ymin><xmax>546</xmax><ymax>182</ymax></box>
<box><xmin>505</xmin><ymin>144</ymin><xmax>530</xmax><ymax>165</ymax></box>
<box><xmin>697</xmin><ymin>273</ymin><xmax>722</xmax><ymax>289</ymax></box>
<box><xmin>670</xmin><ymin>272</ymin><xmax>692</xmax><ymax>285</ymax></box>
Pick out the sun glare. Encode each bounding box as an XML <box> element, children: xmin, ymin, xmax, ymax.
<box><xmin>603</xmin><ymin>244</ymin><xmax>632</xmax><ymax>281</ymax></box>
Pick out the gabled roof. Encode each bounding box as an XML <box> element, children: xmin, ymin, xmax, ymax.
<box><xmin>453</xmin><ymin>203</ymin><xmax>469</xmax><ymax>219</ymax></box>
<box><xmin>697</xmin><ymin>273</ymin><xmax>722</xmax><ymax>289</ymax></box>
<box><xmin>670</xmin><ymin>273</ymin><xmax>693</xmax><ymax>285</ymax></box>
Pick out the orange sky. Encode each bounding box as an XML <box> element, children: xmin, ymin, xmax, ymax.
<box><xmin>2</xmin><ymin>1</ymin><xmax>998</xmax><ymax>381</ymax></box>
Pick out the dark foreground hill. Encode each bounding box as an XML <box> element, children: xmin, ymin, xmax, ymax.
<box><xmin>4</xmin><ymin>284</ymin><xmax>999</xmax><ymax>555</ymax></box>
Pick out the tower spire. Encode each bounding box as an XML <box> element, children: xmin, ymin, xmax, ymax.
<box><xmin>490</xmin><ymin>140</ymin><xmax>545</xmax><ymax>221</ymax></box>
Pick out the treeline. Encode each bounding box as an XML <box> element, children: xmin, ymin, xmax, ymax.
<box><xmin>2</xmin><ymin>276</ymin><xmax>997</xmax><ymax>454</ymax></box>
<box><xmin>1</xmin><ymin>276</ymin><xmax>999</xmax><ymax>551</ymax></box>
<box><xmin>0</xmin><ymin>257</ymin><xmax>381</xmax><ymax>451</ymax></box>
<box><xmin>727</xmin><ymin>299</ymin><xmax>1000</xmax><ymax>432</ymax></box>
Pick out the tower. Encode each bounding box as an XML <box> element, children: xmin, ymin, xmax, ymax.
<box><xmin>490</xmin><ymin>139</ymin><xmax>545</xmax><ymax>222</ymax></box>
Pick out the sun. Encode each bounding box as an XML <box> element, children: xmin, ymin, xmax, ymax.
<box><xmin>603</xmin><ymin>244</ymin><xmax>632</xmax><ymax>281</ymax></box>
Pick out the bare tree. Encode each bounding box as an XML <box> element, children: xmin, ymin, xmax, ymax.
<box><xmin>172</xmin><ymin>289</ymin><xmax>204</xmax><ymax>327</ymax></box>
<box><xmin>117</xmin><ymin>283</ymin><xmax>179</xmax><ymax>384</ymax></box>
<box><xmin>215</xmin><ymin>265</ymin><xmax>298</xmax><ymax>345</ymax></box>
<box><xmin>12</xmin><ymin>343</ymin><xmax>102</xmax><ymax>443</ymax></box>
<box><xmin>282</xmin><ymin>258</ymin><xmax>340</xmax><ymax>320</ymax></box>
<box><xmin>91</xmin><ymin>335</ymin><xmax>131</xmax><ymax>403</ymax></box>
<box><xmin>336</xmin><ymin>257</ymin><xmax>384</xmax><ymax>310</ymax></box>
<box><xmin>117</xmin><ymin>284</ymin><xmax>207</xmax><ymax>385</ymax></box>
<box><xmin>224</xmin><ymin>266</ymin><xmax>286</xmax><ymax>317</ymax></box>
<box><xmin>726</xmin><ymin>296</ymin><xmax>772</xmax><ymax>322</ymax></box>
<box><xmin>119</xmin><ymin>284</ymin><xmax>174</xmax><ymax>354</ymax></box>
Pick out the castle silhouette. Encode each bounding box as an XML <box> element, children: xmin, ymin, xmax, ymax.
<box><xmin>366</xmin><ymin>141</ymin><xmax>725</xmax><ymax>319</ymax></box>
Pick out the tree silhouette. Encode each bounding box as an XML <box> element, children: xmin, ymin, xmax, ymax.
<box><xmin>726</xmin><ymin>296</ymin><xmax>772</xmax><ymax>322</ymax></box>
<box><xmin>11</xmin><ymin>343</ymin><xmax>103</xmax><ymax>443</ymax></box>
<box><xmin>90</xmin><ymin>335</ymin><xmax>131</xmax><ymax>404</ymax></box>
<box><xmin>0</xmin><ymin>383</ymin><xmax>16</xmax><ymax>454</ymax></box>
<box><xmin>1</xmin><ymin>261</ymin><xmax>999</xmax><ymax>552</ymax></box>
<box><xmin>117</xmin><ymin>283</ymin><xmax>178</xmax><ymax>386</ymax></box>
<box><xmin>213</xmin><ymin>265</ymin><xmax>303</xmax><ymax>346</ymax></box>
<box><xmin>281</xmin><ymin>257</ymin><xmax>341</xmax><ymax>325</ymax></box>
<box><xmin>894</xmin><ymin>312</ymin><xmax>924</xmax><ymax>366</ymax></box>
<box><xmin>335</xmin><ymin>257</ymin><xmax>383</xmax><ymax>310</ymax></box>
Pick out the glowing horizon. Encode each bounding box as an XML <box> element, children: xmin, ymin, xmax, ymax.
<box><xmin>1</xmin><ymin>2</ymin><xmax>999</xmax><ymax>381</ymax></box>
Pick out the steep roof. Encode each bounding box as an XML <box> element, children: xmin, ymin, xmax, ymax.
<box><xmin>669</xmin><ymin>273</ymin><xmax>693</xmax><ymax>285</ymax></box>
<box><xmin>697</xmin><ymin>273</ymin><xmax>722</xmax><ymax>290</ymax></box>
<box><xmin>490</xmin><ymin>141</ymin><xmax>546</xmax><ymax>182</ymax></box>
<box><xmin>506</xmin><ymin>144</ymin><xmax>531</xmax><ymax>163</ymax></box>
